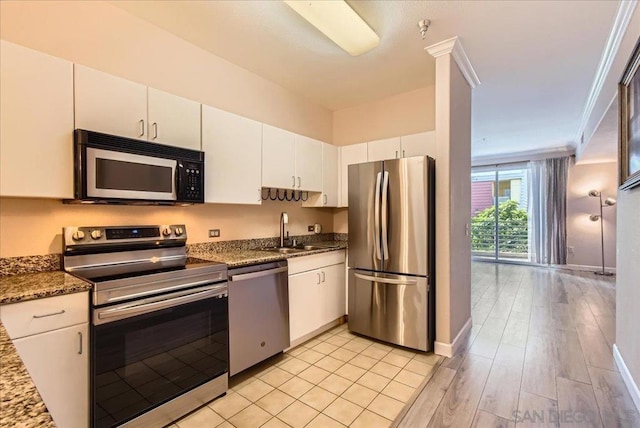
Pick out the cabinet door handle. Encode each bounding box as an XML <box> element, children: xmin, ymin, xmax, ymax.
<box><xmin>32</xmin><ymin>309</ymin><xmax>65</xmax><ymax>319</ymax></box>
<box><xmin>152</xmin><ymin>122</ymin><xmax>158</xmax><ymax>139</ymax></box>
<box><xmin>258</xmin><ymin>188</ymin><xmax>262</xmax><ymax>202</ymax></box>
<box><xmin>395</xmin><ymin>150</ymin><xmax>398</xmax><ymax>158</ymax></box>
<box><xmin>77</xmin><ymin>332</ymin><xmax>83</xmax><ymax>355</ymax></box>
<box><xmin>139</xmin><ymin>119</ymin><xmax>145</xmax><ymax>137</ymax></box>
<box><xmin>323</xmin><ymin>194</ymin><xmax>327</xmax><ymax>205</ymax></box>
<box><xmin>402</xmin><ymin>150</ymin><xmax>405</xmax><ymax>157</ymax></box>
<box><xmin>317</xmin><ymin>273</ymin><xmax>321</xmax><ymax>284</ymax></box>
<box><xmin>321</xmin><ymin>271</ymin><xmax>326</xmax><ymax>282</ymax></box>
<box><xmin>297</xmin><ymin>177</ymin><xmax>301</xmax><ymax>188</ymax></box>
<box><xmin>292</xmin><ymin>176</ymin><xmax>296</xmax><ymax>188</ymax></box>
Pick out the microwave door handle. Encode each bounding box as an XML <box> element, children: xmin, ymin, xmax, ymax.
<box><xmin>174</xmin><ymin>161</ymin><xmax>181</xmax><ymax>200</ymax></box>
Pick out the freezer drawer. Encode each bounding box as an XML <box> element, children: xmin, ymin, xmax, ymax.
<box><xmin>228</xmin><ymin>261</ymin><xmax>290</xmax><ymax>376</ymax></box>
<box><xmin>348</xmin><ymin>269</ymin><xmax>432</xmax><ymax>352</ymax></box>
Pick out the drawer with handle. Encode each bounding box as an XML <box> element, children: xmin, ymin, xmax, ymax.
<box><xmin>0</xmin><ymin>291</ymin><xmax>89</xmax><ymax>339</ymax></box>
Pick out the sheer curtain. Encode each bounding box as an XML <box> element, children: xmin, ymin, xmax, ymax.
<box><xmin>529</xmin><ymin>160</ymin><xmax>547</xmax><ymax>264</ymax></box>
<box><xmin>528</xmin><ymin>156</ymin><xmax>570</xmax><ymax>265</ymax></box>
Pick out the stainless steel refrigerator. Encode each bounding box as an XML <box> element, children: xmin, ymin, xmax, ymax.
<box><xmin>347</xmin><ymin>156</ymin><xmax>435</xmax><ymax>352</ymax></box>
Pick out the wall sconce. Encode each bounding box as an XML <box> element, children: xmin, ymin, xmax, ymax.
<box><xmin>588</xmin><ymin>189</ymin><xmax>616</xmax><ymax>276</ymax></box>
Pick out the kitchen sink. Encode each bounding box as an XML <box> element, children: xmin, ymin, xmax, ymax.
<box><xmin>259</xmin><ymin>243</ymin><xmax>341</xmax><ymax>253</ymax></box>
<box><xmin>293</xmin><ymin>244</ymin><xmax>337</xmax><ymax>250</ymax></box>
<box><xmin>260</xmin><ymin>247</ymin><xmax>306</xmax><ymax>254</ymax></box>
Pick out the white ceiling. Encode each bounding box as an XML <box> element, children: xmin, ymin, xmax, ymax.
<box><xmin>111</xmin><ymin>0</ymin><xmax>620</xmax><ymax>158</ymax></box>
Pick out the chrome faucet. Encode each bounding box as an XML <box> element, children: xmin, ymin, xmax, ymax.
<box><xmin>280</xmin><ymin>212</ymin><xmax>289</xmax><ymax>248</ymax></box>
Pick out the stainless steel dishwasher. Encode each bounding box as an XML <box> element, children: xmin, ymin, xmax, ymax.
<box><xmin>228</xmin><ymin>261</ymin><xmax>290</xmax><ymax>376</ymax></box>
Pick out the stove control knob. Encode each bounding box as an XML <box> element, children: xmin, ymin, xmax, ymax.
<box><xmin>162</xmin><ymin>227</ymin><xmax>172</xmax><ymax>237</ymax></box>
<box><xmin>90</xmin><ymin>230</ymin><xmax>103</xmax><ymax>240</ymax></box>
<box><xmin>72</xmin><ymin>230</ymin><xmax>85</xmax><ymax>241</ymax></box>
<box><xmin>174</xmin><ymin>227</ymin><xmax>184</xmax><ymax>236</ymax></box>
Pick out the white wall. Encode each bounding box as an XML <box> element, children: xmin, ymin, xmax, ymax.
<box><xmin>333</xmin><ymin>86</ymin><xmax>435</xmax><ymax>146</ymax></box>
<box><xmin>566</xmin><ymin>160</ymin><xmax>617</xmax><ymax>268</ymax></box>
<box><xmin>616</xmin><ymin>185</ymin><xmax>640</xmax><ymax>398</ymax></box>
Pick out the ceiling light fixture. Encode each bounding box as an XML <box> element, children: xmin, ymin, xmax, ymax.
<box><xmin>418</xmin><ymin>19</ymin><xmax>431</xmax><ymax>39</ymax></box>
<box><xmin>283</xmin><ymin>0</ymin><xmax>379</xmax><ymax>56</ymax></box>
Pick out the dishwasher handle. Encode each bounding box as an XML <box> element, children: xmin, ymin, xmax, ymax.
<box><xmin>230</xmin><ymin>266</ymin><xmax>288</xmax><ymax>282</ymax></box>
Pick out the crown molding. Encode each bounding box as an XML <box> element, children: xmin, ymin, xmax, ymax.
<box><xmin>573</xmin><ymin>0</ymin><xmax>638</xmax><ymax>144</ymax></box>
<box><xmin>425</xmin><ymin>36</ymin><xmax>481</xmax><ymax>88</ymax></box>
<box><xmin>471</xmin><ymin>145</ymin><xmax>575</xmax><ymax>167</ymax></box>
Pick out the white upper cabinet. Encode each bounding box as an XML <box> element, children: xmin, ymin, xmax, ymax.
<box><xmin>295</xmin><ymin>135</ymin><xmax>323</xmax><ymax>192</ymax></box>
<box><xmin>147</xmin><ymin>88</ymin><xmax>201</xmax><ymax>150</ymax></box>
<box><xmin>262</xmin><ymin>124</ymin><xmax>296</xmax><ymax>189</ymax></box>
<box><xmin>339</xmin><ymin>142</ymin><xmax>368</xmax><ymax>207</ymax></box>
<box><xmin>0</xmin><ymin>40</ymin><xmax>74</xmax><ymax>199</ymax></box>
<box><xmin>202</xmin><ymin>105</ymin><xmax>262</xmax><ymax>205</ymax></box>
<box><xmin>75</xmin><ymin>65</ymin><xmax>201</xmax><ymax>150</ymax></box>
<box><xmin>303</xmin><ymin>142</ymin><xmax>339</xmax><ymax>208</ymax></box>
<box><xmin>367</xmin><ymin>132</ymin><xmax>436</xmax><ymax>161</ymax></box>
<box><xmin>74</xmin><ymin>65</ymin><xmax>148</xmax><ymax>140</ymax></box>
<box><xmin>367</xmin><ymin>137</ymin><xmax>401</xmax><ymax>161</ymax></box>
<box><xmin>261</xmin><ymin>126</ymin><xmax>323</xmax><ymax>193</ymax></box>
<box><xmin>322</xmin><ymin>143</ymin><xmax>339</xmax><ymax>206</ymax></box>
<box><xmin>401</xmin><ymin>131</ymin><xmax>436</xmax><ymax>158</ymax></box>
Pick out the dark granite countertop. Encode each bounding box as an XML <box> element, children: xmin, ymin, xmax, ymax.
<box><xmin>0</xmin><ymin>322</ymin><xmax>55</xmax><ymax>427</ymax></box>
<box><xmin>0</xmin><ymin>271</ymin><xmax>91</xmax><ymax>305</ymax></box>
<box><xmin>189</xmin><ymin>240</ymin><xmax>347</xmax><ymax>268</ymax></box>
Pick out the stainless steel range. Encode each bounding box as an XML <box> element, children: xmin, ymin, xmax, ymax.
<box><xmin>63</xmin><ymin>224</ymin><xmax>228</xmax><ymax>428</ymax></box>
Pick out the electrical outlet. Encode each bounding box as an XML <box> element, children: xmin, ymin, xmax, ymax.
<box><xmin>567</xmin><ymin>246</ymin><xmax>575</xmax><ymax>254</ymax></box>
<box><xmin>209</xmin><ymin>229</ymin><xmax>220</xmax><ymax>238</ymax></box>
<box><xmin>308</xmin><ymin>225</ymin><xmax>314</xmax><ymax>232</ymax></box>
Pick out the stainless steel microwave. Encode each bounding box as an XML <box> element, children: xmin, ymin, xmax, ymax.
<box><xmin>73</xmin><ymin>129</ymin><xmax>205</xmax><ymax>205</ymax></box>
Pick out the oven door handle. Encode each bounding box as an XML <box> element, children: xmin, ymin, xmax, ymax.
<box><xmin>95</xmin><ymin>284</ymin><xmax>227</xmax><ymax>325</ymax></box>
<box><xmin>105</xmin><ymin>277</ymin><xmax>225</xmax><ymax>303</ymax></box>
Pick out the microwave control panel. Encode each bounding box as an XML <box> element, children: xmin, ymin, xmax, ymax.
<box><xmin>180</xmin><ymin>162</ymin><xmax>204</xmax><ymax>202</ymax></box>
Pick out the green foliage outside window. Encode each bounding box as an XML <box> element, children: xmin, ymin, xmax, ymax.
<box><xmin>471</xmin><ymin>200</ymin><xmax>528</xmax><ymax>253</ymax></box>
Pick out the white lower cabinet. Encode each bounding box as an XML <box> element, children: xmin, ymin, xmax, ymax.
<box><xmin>0</xmin><ymin>292</ymin><xmax>89</xmax><ymax>428</ymax></box>
<box><xmin>288</xmin><ymin>270</ymin><xmax>323</xmax><ymax>342</ymax></box>
<box><xmin>288</xmin><ymin>251</ymin><xmax>346</xmax><ymax>344</ymax></box>
<box><xmin>320</xmin><ymin>263</ymin><xmax>346</xmax><ymax>324</ymax></box>
<box><xmin>13</xmin><ymin>324</ymin><xmax>89</xmax><ymax>428</ymax></box>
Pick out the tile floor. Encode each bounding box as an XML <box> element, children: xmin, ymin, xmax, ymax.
<box><xmin>172</xmin><ymin>324</ymin><xmax>443</xmax><ymax>428</ymax></box>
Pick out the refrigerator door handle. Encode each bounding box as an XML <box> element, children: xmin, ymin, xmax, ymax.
<box><xmin>381</xmin><ymin>170</ymin><xmax>390</xmax><ymax>260</ymax></box>
<box><xmin>354</xmin><ymin>272</ymin><xmax>418</xmax><ymax>285</ymax></box>
<box><xmin>374</xmin><ymin>171</ymin><xmax>382</xmax><ymax>260</ymax></box>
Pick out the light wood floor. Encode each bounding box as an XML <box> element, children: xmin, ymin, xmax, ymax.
<box><xmin>396</xmin><ymin>262</ymin><xmax>639</xmax><ymax>428</ymax></box>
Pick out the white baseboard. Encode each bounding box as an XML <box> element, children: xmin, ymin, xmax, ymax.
<box><xmin>434</xmin><ymin>317</ymin><xmax>472</xmax><ymax>358</ymax></box>
<box><xmin>613</xmin><ymin>344</ymin><xmax>640</xmax><ymax>413</ymax></box>
<box><xmin>554</xmin><ymin>264</ymin><xmax>616</xmax><ymax>274</ymax></box>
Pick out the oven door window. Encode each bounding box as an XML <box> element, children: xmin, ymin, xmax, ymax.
<box><xmin>92</xmin><ymin>296</ymin><xmax>228</xmax><ymax>428</ymax></box>
<box><xmin>86</xmin><ymin>147</ymin><xmax>177</xmax><ymax>201</ymax></box>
